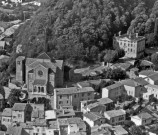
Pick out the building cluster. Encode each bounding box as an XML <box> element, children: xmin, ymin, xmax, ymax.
<box><xmin>0</xmin><ymin>32</ymin><xmax>158</xmax><ymax>135</ymax></box>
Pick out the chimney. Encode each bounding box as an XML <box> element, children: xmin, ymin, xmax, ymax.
<box><xmin>136</xmin><ymin>33</ymin><xmax>138</xmax><ymax>38</ymax></box>
<box><xmin>101</xmin><ymin>62</ymin><xmax>105</xmax><ymax>66</ymax></box>
<box><xmin>129</xmin><ymin>33</ymin><xmax>131</xmax><ymax>38</ymax></box>
<box><xmin>119</xmin><ymin>31</ymin><xmax>121</xmax><ymax>36</ymax></box>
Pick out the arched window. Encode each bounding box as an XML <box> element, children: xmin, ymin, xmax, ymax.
<box><xmin>41</xmin><ymin>87</ymin><xmax>44</xmax><ymax>93</ymax></box>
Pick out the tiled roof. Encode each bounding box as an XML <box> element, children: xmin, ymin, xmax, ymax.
<box><xmin>115</xmin><ymin>33</ymin><xmax>145</xmax><ymax>41</ymax></box>
<box><xmin>56</xmin><ymin>109</ymin><xmax>75</xmax><ymax>118</ymax></box>
<box><xmin>48</xmin><ymin>121</ymin><xmax>58</xmax><ymax>129</ymax></box>
<box><xmin>140</xmin><ymin>60</ymin><xmax>154</xmax><ymax>67</ymax></box>
<box><xmin>97</xmin><ymin>98</ymin><xmax>113</xmax><ymax>104</ymax></box>
<box><xmin>87</xmin><ymin>102</ymin><xmax>106</xmax><ymax>110</ymax></box>
<box><xmin>55</xmin><ymin>87</ymin><xmax>94</xmax><ymax>95</ymax></box>
<box><xmin>7</xmin><ymin>126</ymin><xmax>28</xmax><ymax>135</ymax></box>
<box><xmin>120</xmin><ymin>79</ymin><xmax>140</xmax><ymax>87</ymax></box>
<box><xmin>148</xmin><ymin>73</ymin><xmax>158</xmax><ymax>81</ymax></box>
<box><xmin>2</xmin><ymin>108</ymin><xmax>12</xmax><ymax>117</ymax></box>
<box><xmin>105</xmin><ymin>83</ymin><xmax>123</xmax><ymax>90</ymax></box>
<box><xmin>139</xmin><ymin>70</ymin><xmax>155</xmax><ymax>76</ymax></box>
<box><xmin>30</xmin><ymin>103</ymin><xmax>44</xmax><ymax>111</ymax></box>
<box><xmin>37</xmin><ymin>52</ymin><xmax>51</xmax><ymax>59</ymax></box>
<box><xmin>12</xmin><ymin>103</ymin><xmax>27</xmax><ymax>111</ymax></box>
<box><xmin>0</xmin><ymin>41</ymin><xmax>5</xmax><ymax>47</ymax></box>
<box><xmin>32</xmin><ymin>118</ymin><xmax>47</xmax><ymax>126</ymax></box>
<box><xmin>104</xmin><ymin>109</ymin><xmax>125</xmax><ymax>118</ymax></box>
<box><xmin>146</xmin><ymin>84</ymin><xmax>158</xmax><ymax>89</ymax></box>
<box><xmin>84</xmin><ymin>112</ymin><xmax>104</xmax><ymax>121</ymax></box>
<box><xmin>33</xmin><ymin>79</ymin><xmax>47</xmax><ymax>86</ymax></box>
<box><xmin>58</xmin><ymin>118</ymin><xmax>68</xmax><ymax>125</ymax></box>
<box><xmin>32</xmin><ymin>110</ymin><xmax>45</xmax><ymax>119</ymax></box>
<box><xmin>133</xmin><ymin>77</ymin><xmax>148</xmax><ymax>86</ymax></box>
<box><xmin>70</xmin><ymin>132</ymin><xmax>87</xmax><ymax>135</ymax></box>
<box><xmin>67</xmin><ymin>117</ymin><xmax>86</xmax><ymax>132</ymax></box>
<box><xmin>111</xmin><ymin>125</ymin><xmax>128</xmax><ymax>135</ymax></box>
<box><xmin>138</xmin><ymin>112</ymin><xmax>153</xmax><ymax>119</ymax></box>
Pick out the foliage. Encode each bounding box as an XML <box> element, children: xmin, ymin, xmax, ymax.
<box><xmin>7</xmin><ymin>89</ymin><xmax>21</xmax><ymax>107</ymax></box>
<box><xmin>151</xmin><ymin>53</ymin><xmax>158</xmax><ymax>65</ymax></box>
<box><xmin>103</xmin><ymin>68</ymin><xmax>127</xmax><ymax>80</ymax></box>
<box><xmin>12</xmin><ymin>0</ymin><xmax>156</xmax><ymax>64</ymax></box>
<box><xmin>0</xmin><ymin>85</ymin><xmax>5</xmax><ymax>99</ymax></box>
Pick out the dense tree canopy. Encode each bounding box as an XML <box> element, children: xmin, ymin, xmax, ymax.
<box><xmin>7</xmin><ymin>0</ymin><xmax>158</xmax><ymax>72</ymax></box>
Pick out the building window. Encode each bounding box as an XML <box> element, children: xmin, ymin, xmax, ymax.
<box><xmin>18</xmin><ymin>114</ymin><xmax>22</xmax><ymax>118</ymax></box>
<box><xmin>34</xmin><ymin>86</ymin><xmax>37</xmax><ymax>92</ymax></box>
<box><xmin>41</xmin><ymin>87</ymin><xmax>44</xmax><ymax>93</ymax></box>
<box><xmin>60</xmin><ymin>95</ymin><xmax>62</xmax><ymax>99</ymax></box>
<box><xmin>3</xmin><ymin>118</ymin><xmax>5</xmax><ymax>122</ymax></box>
<box><xmin>82</xmin><ymin>93</ymin><xmax>84</xmax><ymax>97</ymax></box>
<box><xmin>38</xmin><ymin>87</ymin><xmax>40</xmax><ymax>92</ymax></box>
<box><xmin>17</xmin><ymin>61</ymin><xmax>20</xmax><ymax>65</ymax></box>
<box><xmin>59</xmin><ymin>101</ymin><xmax>63</xmax><ymax>104</ymax></box>
<box><xmin>67</xmin><ymin>95</ymin><xmax>69</xmax><ymax>99</ymax></box>
<box><xmin>74</xmin><ymin>94</ymin><xmax>76</xmax><ymax>98</ymax></box>
<box><xmin>67</xmin><ymin>101</ymin><xmax>69</xmax><ymax>103</ymax></box>
<box><xmin>88</xmin><ymin>93</ymin><xmax>91</xmax><ymax>96</ymax></box>
<box><xmin>38</xmin><ymin>70</ymin><xmax>43</xmax><ymax>77</ymax></box>
<box><xmin>37</xmin><ymin>128</ymin><xmax>39</xmax><ymax>132</ymax></box>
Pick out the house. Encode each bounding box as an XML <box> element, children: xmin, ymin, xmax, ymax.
<box><xmin>1</xmin><ymin>108</ymin><xmax>12</xmax><ymax>128</ymax></box>
<box><xmin>145</xmin><ymin>73</ymin><xmax>158</xmax><ymax>85</ymax></box>
<box><xmin>81</xmin><ymin>98</ymin><xmax>114</xmax><ymax>113</ymax></box>
<box><xmin>129</xmin><ymin>68</ymin><xmax>139</xmax><ymax>79</ymax></box>
<box><xmin>56</xmin><ymin>109</ymin><xmax>75</xmax><ymax>118</ymax></box>
<box><xmin>83</xmin><ymin>112</ymin><xmax>106</xmax><ymax>127</ymax></box>
<box><xmin>82</xmin><ymin>103</ymin><xmax>107</xmax><ymax>114</ymax></box>
<box><xmin>31</xmin><ymin>110</ymin><xmax>45</xmax><ymax>121</ymax></box>
<box><xmin>113</xmin><ymin>32</ymin><xmax>145</xmax><ymax>58</ymax></box>
<box><xmin>16</xmin><ymin>52</ymin><xmax>64</xmax><ymax>98</ymax></box>
<box><xmin>143</xmin><ymin>84</ymin><xmax>158</xmax><ymax>100</ymax></box>
<box><xmin>7</xmin><ymin>126</ymin><xmax>29</xmax><ymax>135</ymax></box>
<box><xmin>139</xmin><ymin>70</ymin><xmax>155</xmax><ymax>78</ymax></box>
<box><xmin>109</xmin><ymin>125</ymin><xmax>128</xmax><ymax>135</ymax></box>
<box><xmin>104</xmin><ymin>109</ymin><xmax>126</xmax><ymax>126</ymax></box>
<box><xmin>46</xmin><ymin>121</ymin><xmax>59</xmax><ymax>135</ymax></box>
<box><xmin>0</xmin><ymin>55</ymin><xmax>10</xmax><ymax>67</ymax></box>
<box><xmin>102</xmin><ymin>83</ymin><xmax>125</xmax><ymax>101</ymax></box>
<box><xmin>32</xmin><ymin>118</ymin><xmax>47</xmax><ymax>135</ymax></box>
<box><xmin>12</xmin><ymin>103</ymin><xmax>32</xmax><ymax>123</ymax></box>
<box><xmin>140</xmin><ymin>60</ymin><xmax>154</xmax><ymax>70</ymax></box>
<box><xmin>131</xmin><ymin>112</ymin><xmax>153</xmax><ymax>126</ymax></box>
<box><xmin>54</xmin><ymin>87</ymin><xmax>95</xmax><ymax>110</ymax></box>
<box><xmin>0</xmin><ymin>41</ymin><xmax>6</xmax><ymax>50</ymax></box>
<box><xmin>120</xmin><ymin>78</ymin><xmax>147</xmax><ymax>98</ymax></box>
<box><xmin>111</xmin><ymin>63</ymin><xmax>132</xmax><ymax>71</ymax></box>
<box><xmin>67</xmin><ymin>117</ymin><xmax>86</xmax><ymax>134</ymax></box>
<box><xmin>91</xmin><ymin>128</ymin><xmax>111</xmax><ymax>135</ymax></box>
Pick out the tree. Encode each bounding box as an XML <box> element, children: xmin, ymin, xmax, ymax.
<box><xmin>7</xmin><ymin>89</ymin><xmax>21</xmax><ymax>107</ymax></box>
<box><xmin>103</xmin><ymin>68</ymin><xmax>126</xmax><ymax>80</ymax></box>
<box><xmin>151</xmin><ymin>53</ymin><xmax>158</xmax><ymax>65</ymax></box>
<box><xmin>116</xmin><ymin>49</ymin><xmax>125</xmax><ymax>58</ymax></box>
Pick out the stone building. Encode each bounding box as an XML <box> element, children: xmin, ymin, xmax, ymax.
<box><xmin>113</xmin><ymin>32</ymin><xmax>145</xmax><ymax>58</ymax></box>
<box><xmin>16</xmin><ymin>52</ymin><xmax>64</xmax><ymax>98</ymax></box>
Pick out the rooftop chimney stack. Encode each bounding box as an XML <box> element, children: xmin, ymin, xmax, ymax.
<box><xmin>129</xmin><ymin>33</ymin><xmax>131</xmax><ymax>38</ymax></box>
<box><xmin>119</xmin><ymin>31</ymin><xmax>121</xmax><ymax>36</ymax></box>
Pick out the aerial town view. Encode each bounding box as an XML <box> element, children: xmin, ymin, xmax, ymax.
<box><xmin>1</xmin><ymin>0</ymin><xmax>158</xmax><ymax>135</ymax></box>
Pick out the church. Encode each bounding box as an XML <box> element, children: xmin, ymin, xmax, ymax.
<box><xmin>16</xmin><ymin>52</ymin><xmax>64</xmax><ymax>98</ymax></box>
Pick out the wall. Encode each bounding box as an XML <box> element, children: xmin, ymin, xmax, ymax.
<box><xmin>33</xmin><ymin>126</ymin><xmax>47</xmax><ymax>135</ymax></box>
<box><xmin>83</xmin><ymin>116</ymin><xmax>94</xmax><ymax>127</ymax></box>
<box><xmin>131</xmin><ymin>117</ymin><xmax>142</xmax><ymax>126</ymax></box>
<box><xmin>12</xmin><ymin>111</ymin><xmax>25</xmax><ymax>123</ymax></box>
<box><xmin>1</xmin><ymin>116</ymin><xmax>12</xmax><ymax>128</ymax></box>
